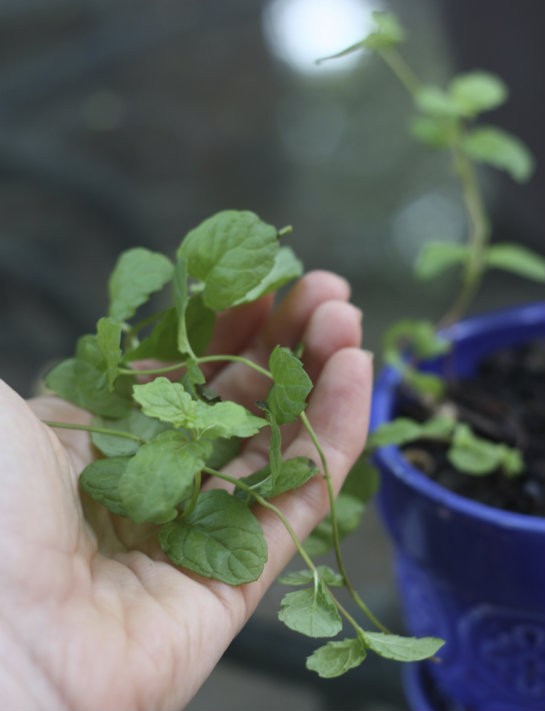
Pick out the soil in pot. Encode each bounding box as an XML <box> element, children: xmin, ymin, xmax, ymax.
<box><xmin>398</xmin><ymin>339</ymin><xmax>545</xmax><ymax>517</ymax></box>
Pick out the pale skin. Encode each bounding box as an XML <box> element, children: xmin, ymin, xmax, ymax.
<box><xmin>0</xmin><ymin>271</ymin><xmax>373</xmax><ymax>711</ymax></box>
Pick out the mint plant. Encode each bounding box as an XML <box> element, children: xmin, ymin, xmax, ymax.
<box><xmin>44</xmin><ymin>209</ymin><xmax>443</xmax><ymax>678</ymax></box>
<box><xmin>320</xmin><ymin>12</ymin><xmax>545</xmax><ymax>480</ymax></box>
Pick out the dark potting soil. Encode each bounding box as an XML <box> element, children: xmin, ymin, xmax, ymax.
<box><xmin>398</xmin><ymin>339</ymin><xmax>545</xmax><ymax>517</ymax></box>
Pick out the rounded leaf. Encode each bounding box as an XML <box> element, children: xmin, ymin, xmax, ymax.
<box><xmin>159</xmin><ymin>490</ymin><xmax>267</xmax><ymax>585</ymax></box>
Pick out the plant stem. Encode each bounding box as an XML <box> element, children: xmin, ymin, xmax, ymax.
<box><xmin>203</xmin><ymin>466</ymin><xmax>316</xmax><ymax>572</ymax></box>
<box><xmin>205</xmin><ymin>466</ymin><xmax>366</xmax><ymax>636</ymax></box>
<box><xmin>128</xmin><ymin>309</ymin><xmax>167</xmax><ymax>336</ymax></box>
<box><xmin>196</xmin><ymin>355</ymin><xmax>272</xmax><ymax>380</ymax></box>
<box><xmin>184</xmin><ymin>470</ymin><xmax>202</xmax><ymax>519</ymax></box>
<box><xmin>118</xmin><ymin>362</ymin><xmax>186</xmax><ymax>376</ymax></box>
<box><xmin>300</xmin><ymin>413</ymin><xmax>389</xmax><ymax>633</ymax></box>
<box><xmin>43</xmin><ymin>421</ymin><xmax>143</xmax><ymax>443</ymax></box>
<box><xmin>438</xmin><ymin>145</ymin><xmax>491</xmax><ymax>327</ymax></box>
<box><xmin>376</xmin><ymin>46</ymin><xmax>491</xmax><ymax>327</ymax></box>
<box><xmin>379</xmin><ymin>48</ymin><xmax>421</xmax><ymax>95</ymax></box>
<box><xmin>118</xmin><ymin>355</ymin><xmax>272</xmax><ymax>380</ymax></box>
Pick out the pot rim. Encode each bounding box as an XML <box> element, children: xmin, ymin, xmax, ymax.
<box><xmin>371</xmin><ymin>301</ymin><xmax>545</xmax><ymax>534</ymax></box>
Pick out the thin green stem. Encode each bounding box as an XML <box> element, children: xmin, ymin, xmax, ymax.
<box><xmin>203</xmin><ymin>466</ymin><xmax>316</xmax><ymax>572</ymax></box>
<box><xmin>196</xmin><ymin>355</ymin><xmax>272</xmax><ymax>380</ymax></box>
<box><xmin>278</xmin><ymin>225</ymin><xmax>293</xmax><ymax>237</ymax></box>
<box><xmin>379</xmin><ymin>48</ymin><xmax>421</xmax><ymax>96</ymax></box>
<box><xmin>129</xmin><ymin>309</ymin><xmax>167</xmax><ymax>336</ymax></box>
<box><xmin>119</xmin><ymin>354</ymin><xmax>272</xmax><ymax>380</ymax></box>
<box><xmin>205</xmin><ymin>466</ymin><xmax>366</xmax><ymax>636</ymax></box>
<box><xmin>300</xmin><ymin>412</ymin><xmax>390</xmax><ymax>633</ymax></box>
<box><xmin>184</xmin><ymin>470</ymin><xmax>202</xmax><ymax>519</ymax></box>
<box><xmin>43</xmin><ymin>421</ymin><xmax>143</xmax><ymax>443</ymax></box>
<box><xmin>375</xmin><ymin>44</ymin><xmax>491</xmax><ymax>327</ymax></box>
<box><xmin>121</xmin><ymin>310</ymin><xmax>168</xmax><ymax>351</ymax></box>
<box><xmin>438</xmin><ymin>145</ymin><xmax>491</xmax><ymax>327</ymax></box>
<box><xmin>118</xmin><ymin>362</ymin><xmax>186</xmax><ymax>376</ymax></box>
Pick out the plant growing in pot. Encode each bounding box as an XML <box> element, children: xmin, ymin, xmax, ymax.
<box><xmin>320</xmin><ymin>11</ymin><xmax>545</xmax><ymax>711</ymax></box>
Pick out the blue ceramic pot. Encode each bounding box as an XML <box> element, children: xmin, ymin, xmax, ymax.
<box><xmin>371</xmin><ymin>303</ymin><xmax>545</xmax><ymax>711</ymax></box>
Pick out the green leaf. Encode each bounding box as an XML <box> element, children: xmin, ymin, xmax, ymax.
<box><xmin>449</xmin><ymin>71</ymin><xmax>508</xmax><ymax>117</ymax></box>
<box><xmin>304</xmin><ymin>492</ymin><xmax>365</xmax><ymax>557</ymax></box>
<box><xmin>342</xmin><ymin>457</ymin><xmax>380</xmax><ymax>505</ymax></box>
<box><xmin>205</xmin><ymin>436</ymin><xmax>241</xmax><ymax>470</ymax></box>
<box><xmin>96</xmin><ymin>317</ymin><xmax>122</xmax><ymax>389</ymax></box>
<box><xmin>306</xmin><ymin>638</ymin><xmax>367</xmax><ymax>678</ymax></box>
<box><xmin>267</xmin><ymin>347</ymin><xmax>312</xmax><ymax>424</ymax></box>
<box><xmin>79</xmin><ymin>457</ymin><xmax>130</xmax><ymax>517</ymax></box>
<box><xmin>461</xmin><ymin>126</ymin><xmax>535</xmax><ymax>182</ymax></box>
<box><xmin>415</xmin><ymin>85</ymin><xmax>462</xmax><ymax>119</ymax></box>
<box><xmin>367</xmin><ymin>416</ymin><xmax>456</xmax><ymax>451</ymax></box>
<box><xmin>415</xmin><ymin>73</ymin><xmax>507</xmax><ymax>122</ymax></box>
<box><xmin>125</xmin><ymin>308</ymin><xmax>180</xmax><ymax>362</ymax></box>
<box><xmin>196</xmin><ymin>400</ymin><xmax>268</xmax><ymax>439</ymax></box>
<box><xmin>133</xmin><ymin>378</ymin><xmax>267</xmax><ymax>438</ymax></box>
<box><xmin>119</xmin><ymin>431</ymin><xmax>210</xmax><ymax>523</ymax></box>
<box><xmin>364</xmin><ymin>632</ymin><xmax>444</xmax><ymax>662</ymax></box>
<box><xmin>178</xmin><ymin>211</ymin><xmax>279</xmax><ymax>311</ymax></box>
<box><xmin>278</xmin><ymin>582</ymin><xmax>342</xmax><ymax>638</ymax></box>
<box><xmin>414</xmin><ymin>242</ymin><xmax>470</xmax><ymax>280</ymax></box>
<box><xmin>45</xmin><ymin>356</ymin><xmax>131</xmax><ymax>418</ymax></box>
<box><xmin>448</xmin><ymin>423</ymin><xmax>523</xmax><ymax>477</ymax></box>
<box><xmin>501</xmin><ymin>448</ymin><xmax>525</xmax><ymax>478</ymax></box>
<box><xmin>420</xmin><ymin>416</ymin><xmax>457</xmax><ymax>439</ymax></box>
<box><xmin>410</xmin><ymin>116</ymin><xmax>457</xmax><ymax>149</ymax></box>
<box><xmin>91</xmin><ymin>410</ymin><xmax>171</xmax><ymax>457</ymax></box>
<box><xmin>383</xmin><ymin>320</ymin><xmax>449</xmax><ymax>364</ymax></box>
<box><xmin>173</xmin><ymin>255</ymin><xmax>192</xmax><ymax>356</ymax></box>
<box><xmin>367</xmin><ymin>418</ymin><xmax>424</xmax><ymax>450</ymax></box>
<box><xmin>448</xmin><ymin>423</ymin><xmax>504</xmax><ymax>475</ymax></box>
<box><xmin>158</xmin><ymin>490</ymin><xmax>267</xmax><ymax>584</ymax></box>
<box><xmin>185</xmin><ymin>295</ymin><xmax>216</xmax><ymax>356</ymax></box>
<box><xmin>362</xmin><ymin>11</ymin><xmax>405</xmax><ymax>51</ymax></box>
<box><xmin>404</xmin><ymin>369</ymin><xmax>445</xmax><ymax>400</ymax></box>
<box><xmin>133</xmin><ymin>377</ymin><xmax>195</xmax><ymax>428</ymax></box>
<box><xmin>485</xmin><ymin>243</ymin><xmax>545</xmax><ymax>282</ymax></box>
<box><xmin>108</xmin><ymin>248</ymin><xmax>174</xmax><ymax>322</ymax></box>
<box><xmin>234</xmin><ymin>247</ymin><xmax>303</xmax><ymax>305</ymax></box>
<box><xmin>236</xmin><ymin>457</ymin><xmax>319</xmax><ymax>502</ymax></box>
<box><xmin>279</xmin><ymin>565</ymin><xmax>344</xmax><ymax>587</ymax></box>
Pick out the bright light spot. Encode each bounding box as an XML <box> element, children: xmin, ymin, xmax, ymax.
<box><xmin>262</xmin><ymin>0</ymin><xmax>382</xmax><ymax>75</ymax></box>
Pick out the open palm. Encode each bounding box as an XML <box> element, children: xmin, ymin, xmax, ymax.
<box><xmin>0</xmin><ymin>272</ymin><xmax>372</xmax><ymax>711</ymax></box>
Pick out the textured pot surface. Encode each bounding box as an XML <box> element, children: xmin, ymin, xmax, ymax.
<box><xmin>371</xmin><ymin>303</ymin><xmax>545</xmax><ymax>711</ymax></box>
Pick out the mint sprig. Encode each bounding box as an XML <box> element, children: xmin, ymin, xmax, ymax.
<box><xmin>44</xmin><ymin>208</ymin><xmax>444</xmax><ymax>678</ymax></box>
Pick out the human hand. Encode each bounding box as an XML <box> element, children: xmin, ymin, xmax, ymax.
<box><xmin>0</xmin><ymin>271</ymin><xmax>373</xmax><ymax>711</ymax></box>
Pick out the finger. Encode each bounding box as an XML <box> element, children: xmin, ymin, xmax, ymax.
<box><xmin>28</xmin><ymin>396</ymin><xmax>95</xmax><ymax>475</ymax></box>
<box><xmin>209</xmin><ymin>271</ymin><xmax>352</xmax><ymax>409</ymax></box>
<box><xmin>257</xmin><ymin>270</ymin><xmax>351</xmax><ymax>353</ymax></box>
<box><xmin>299</xmin><ymin>299</ymin><xmax>363</xmax><ymax>383</ymax></box>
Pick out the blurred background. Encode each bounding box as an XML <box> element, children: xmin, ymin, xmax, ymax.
<box><xmin>1</xmin><ymin>1</ymin><xmax>543</xmax><ymax>709</ymax></box>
